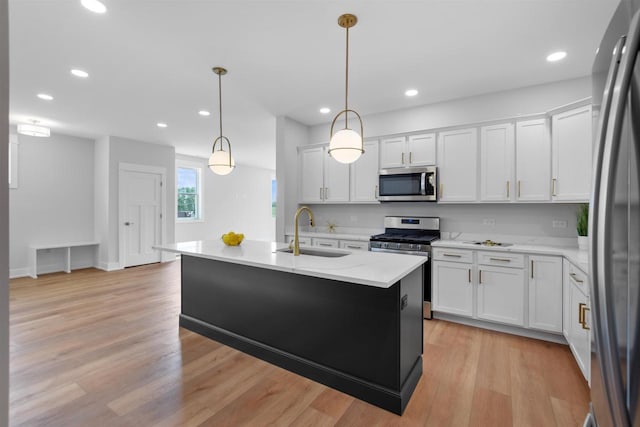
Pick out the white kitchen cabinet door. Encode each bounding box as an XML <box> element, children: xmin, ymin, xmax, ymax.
<box><xmin>299</xmin><ymin>147</ymin><xmax>325</xmax><ymax>203</ymax></box>
<box><xmin>380</xmin><ymin>136</ymin><xmax>406</xmax><ymax>169</ymax></box>
<box><xmin>437</xmin><ymin>128</ymin><xmax>478</xmax><ymax>202</ymax></box>
<box><xmin>516</xmin><ymin>119</ymin><xmax>551</xmax><ymax>201</ymax></box>
<box><xmin>339</xmin><ymin>240</ymin><xmax>369</xmax><ymax>251</ymax></box>
<box><xmin>563</xmin><ymin>259</ymin><xmax>571</xmax><ymax>338</ymax></box>
<box><xmin>350</xmin><ymin>140</ymin><xmax>380</xmax><ymax>202</ymax></box>
<box><xmin>569</xmin><ymin>281</ymin><xmax>591</xmax><ymax>382</ymax></box>
<box><xmin>480</xmin><ymin>123</ymin><xmax>514</xmax><ymax>202</ymax></box>
<box><xmin>476</xmin><ymin>265</ymin><xmax>525</xmax><ymax>326</ymax></box>
<box><xmin>324</xmin><ymin>148</ymin><xmax>350</xmax><ymax>202</ymax></box>
<box><xmin>552</xmin><ymin>105</ymin><xmax>593</xmax><ymax>201</ymax></box>
<box><xmin>432</xmin><ymin>261</ymin><xmax>474</xmax><ymax>317</ymax></box>
<box><xmin>528</xmin><ymin>255</ymin><xmax>563</xmax><ymax>333</ymax></box>
<box><xmin>407</xmin><ymin>133</ymin><xmax>436</xmax><ymax>166</ymax></box>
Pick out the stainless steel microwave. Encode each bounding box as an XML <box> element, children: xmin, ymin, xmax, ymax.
<box><xmin>377</xmin><ymin>167</ymin><xmax>437</xmax><ymax>201</ymax></box>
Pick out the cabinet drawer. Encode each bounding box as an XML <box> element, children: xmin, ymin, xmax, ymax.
<box><xmin>567</xmin><ymin>261</ymin><xmax>589</xmax><ymax>296</ymax></box>
<box><xmin>286</xmin><ymin>236</ymin><xmax>311</xmax><ymax>246</ymax></box>
<box><xmin>477</xmin><ymin>251</ymin><xmax>524</xmax><ymax>268</ymax></box>
<box><xmin>339</xmin><ymin>240</ymin><xmax>369</xmax><ymax>251</ymax></box>
<box><xmin>312</xmin><ymin>238</ymin><xmax>339</xmax><ymax>248</ymax></box>
<box><xmin>432</xmin><ymin>248</ymin><xmax>473</xmax><ymax>263</ymax></box>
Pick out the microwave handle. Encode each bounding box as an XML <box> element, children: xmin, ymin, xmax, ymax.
<box><xmin>420</xmin><ymin>173</ymin><xmax>427</xmax><ymax>195</ymax></box>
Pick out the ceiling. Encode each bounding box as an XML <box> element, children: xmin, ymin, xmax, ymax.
<box><xmin>9</xmin><ymin>0</ymin><xmax>618</xmax><ymax>170</ymax></box>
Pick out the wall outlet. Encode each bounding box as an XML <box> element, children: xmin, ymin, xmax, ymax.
<box><xmin>552</xmin><ymin>220</ymin><xmax>568</xmax><ymax>228</ymax></box>
<box><xmin>483</xmin><ymin>218</ymin><xmax>496</xmax><ymax>226</ymax></box>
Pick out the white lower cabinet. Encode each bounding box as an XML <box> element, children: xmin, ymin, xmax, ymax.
<box><xmin>338</xmin><ymin>240</ymin><xmax>369</xmax><ymax>251</ymax></box>
<box><xmin>432</xmin><ymin>260</ymin><xmax>474</xmax><ymax>317</ymax></box>
<box><xmin>285</xmin><ymin>235</ymin><xmax>311</xmax><ymax>246</ymax></box>
<box><xmin>476</xmin><ymin>264</ymin><xmax>525</xmax><ymax>326</ymax></box>
<box><xmin>284</xmin><ymin>235</ymin><xmax>368</xmax><ymax>251</ymax></box>
<box><xmin>528</xmin><ymin>255</ymin><xmax>563</xmax><ymax>333</ymax></box>
<box><xmin>563</xmin><ymin>259</ymin><xmax>591</xmax><ymax>382</ymax></box>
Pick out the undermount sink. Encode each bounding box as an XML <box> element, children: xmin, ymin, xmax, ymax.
<box><xmin>276</xmin><ymin>248</ymin><xmax>350</xmax><ymax>258</ymax></box>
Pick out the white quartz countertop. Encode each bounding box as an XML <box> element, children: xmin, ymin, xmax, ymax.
<box><xmin>154</xmin><ymin>240</ymin><xmax>426</xmax><ymax>288</ymax></box>
<box><xmin>431</xmin><ymin>240</ymin><xmax>589</xmax><ymax>273</ymax></box>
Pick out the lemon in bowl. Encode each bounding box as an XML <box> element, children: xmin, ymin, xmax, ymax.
<box><xmin>222</xmin><ymin>231</ymin><xmax>244</xmax><ymax>246</ymax></box>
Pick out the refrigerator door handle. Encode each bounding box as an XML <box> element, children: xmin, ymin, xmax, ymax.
<box><xmin>593</xmin><ymin>10</ymin><xmax>640</xmax><ymax>426</ymax></box>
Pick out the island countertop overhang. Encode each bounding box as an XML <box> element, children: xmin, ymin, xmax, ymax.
<box><xmin>154</xmin><ymin>240</ymin><xmax>427</xmax><ymax>288</ymax></box>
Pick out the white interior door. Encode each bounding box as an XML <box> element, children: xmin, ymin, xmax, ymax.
<box><xmin>122</xmin><ymin>170</ymin><xmax>162</xmax><ymax>267</ymax></box>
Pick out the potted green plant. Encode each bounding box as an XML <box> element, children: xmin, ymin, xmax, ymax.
<box><xmin>577</xmin><ymin>203</ymin><xmax>589</xmax><ymax>251</ymax></box>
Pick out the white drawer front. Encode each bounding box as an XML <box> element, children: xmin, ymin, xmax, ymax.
<box><xmin>286</xmin><ymin>236</ymin><xmax>311</xmax><ymax>246</ymax></box>
<box><xmin>312</xmin><ymin>238</ymin><xmax>339</xmax><ymax>248</ymax></box>
<box><xmin>477</xmin><ymin>251</ymin><xmax>525</xmax><ymax>268</ymax></box>
<box><xmin>339</xmin><ymin>240</ymin><xmax>369</xmax><ymax>251</ymax></box>
<box><xmin>567</xmin><ymin>261</ymin><xmax>589</xmax><ymax>296</ymax></box>
<box><xmin>432</xmin><ymin>248</ymin><xmax>473</xmax><ymax>263</ymax></box>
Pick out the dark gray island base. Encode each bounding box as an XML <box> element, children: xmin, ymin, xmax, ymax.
<box><xmin>179</xmin><ymin>254</ymin><xmax>424</xmax><ymax>415</ymax></box>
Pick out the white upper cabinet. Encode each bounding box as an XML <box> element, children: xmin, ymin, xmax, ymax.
<box><xmin>551</xmin><ymin>105</ymin><xmax>593</xmax><ymax>201</ymax></box>
<box><xmin>324</xmin><ymin>149</ymin><xmax>350</xmax><ymax>202</ymax></box>
<box><xmin>380</xmin><ymin>136</ymin><xmax>406</xmax><ymax>169</ymax></box>
<box><xmin>480</xmin><ymin>123</ymin><xmax>514</xmax><ymax>202</ymax></box>
<box><xmin>437</xmin><ymin>128</ymin><xmax>478</xmax><ymax>202</ymax></box>
<box><xmin>407</xmin><ymin>133</ymin><xmax>436</xmax><ymax>166</ymax></box>
<box><xmin>299</xmin><ymin>146</ymin><xmax>324</xmax><ymax>203</ymax></box>
<box><xmin>350</xmin><ymin>140</ymin><xmax>380</xmax><ymax>203</ymax></box>
<box><xmin>516</xmin><ymin>118</ymin><xmax>551</xmax><ymax>201</ymax></box>
<box><xmin>299</xmin><ymin>146</ymin><xmax>349</xmax><ymax>203</ymax></box>
<box><xmin>380</xmin><ymin>133</ymin><xmax>436</xmax><ymax>169</ymax></box>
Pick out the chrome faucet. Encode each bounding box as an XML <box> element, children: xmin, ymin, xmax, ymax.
<box><xmin>291</xmin><ymin>206</ymin><xmax>315</xmax><ymax>256</ymax></box>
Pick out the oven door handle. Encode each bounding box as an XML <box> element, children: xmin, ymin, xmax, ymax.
<box><xmin>420</xmin><ymin>172</ymin><xmax>427</xmax><ymax>195</ymax></box>
<box><xmin>370</xmin><ymin>247</ymin><xmax>430</xmax><ymax>258</ymax></box>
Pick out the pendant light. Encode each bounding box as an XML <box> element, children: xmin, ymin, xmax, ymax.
<box><xmin>17</xmin><ymin>120</ymin><xmax>50</xmax><ymax>137</ymax></box>
<box><xmin>208</xmin><ymin>67</ymin><xmax>235</xmax><ymax>175</ymax></box>
<box><xmin>328</xmin><ymin>14</ymin><xmax>364</xmax><ymax>164</ymax></box>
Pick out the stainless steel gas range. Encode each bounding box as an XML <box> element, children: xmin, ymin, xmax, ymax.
<box><xmin>369</xmin><ymin>216</ymin><xmax>440</xmax><ymax>319</ymax></box>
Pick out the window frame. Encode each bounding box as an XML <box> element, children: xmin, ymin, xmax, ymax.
<box><xmin>176</xmin><ymin>161</ymin><xmax>203</xmax><ymax>223</ymax></box>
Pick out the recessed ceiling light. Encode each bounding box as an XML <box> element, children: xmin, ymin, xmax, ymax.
<box><xmin>37</xmin><ymin>93</ymin><xmax>54</xmax><ymax>101</ymax></box>
<box><xmin>157</xmin><ymin>122</ymin><xmax>168</xmax><ymax>128</ymax></box>
<box><xmin>546</xmin><ymin>51</ymin><xmax>567</xmax><ymax>62</ymax></box>
<box><xmin>70</xmin><ymin>69</ymin><xmax>89</xmax><ymax>78</ymax></box>
<box><xmin>198</xmin><ymin>110</ymin><xmax>210</xmax><ymax>116</ymax></box>
<box><xmin>81</xmin><ymin>0</ymin><xmax>107</xmax><ymax>14</ymax></box>
<box><xmin>405</xmin><ymin>89</ymin><xmax>419</xmax><ymax>97</ymax></box>
<box><xmin>320</xmin><ymin>107</ymin><xmax>331</xmax><ymax>114</ymax></box>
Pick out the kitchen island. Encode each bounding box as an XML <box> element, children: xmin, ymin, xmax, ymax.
<box><xmin>154</xmin><ymin>240</ymin><xmax>426</xmax><ymax>415</ymax></box>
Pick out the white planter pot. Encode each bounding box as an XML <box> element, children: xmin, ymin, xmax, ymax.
<box><xmin>578</xmin><ymin>236</ymin><xmax>589</xmax><ymax>251</ymax></box>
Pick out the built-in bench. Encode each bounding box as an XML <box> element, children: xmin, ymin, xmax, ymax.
<box><xmin>28</xmin><ymin>241</ymin><xmax>99</xmax><ymax>278</ymax></box>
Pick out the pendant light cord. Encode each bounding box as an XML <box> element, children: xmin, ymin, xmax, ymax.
<box><xmin>218</xmin><ymin>72</ymin><xmax>223</xmax><ymax>143</ymax></box>
<box><xmin>345</xmin><ymin>26</ymin><xmax>349</xmax><ymax>129</ymax></box>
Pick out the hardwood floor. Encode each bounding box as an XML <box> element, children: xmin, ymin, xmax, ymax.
<box><xmin>9</xmin><ymin>261</ymin><xmax>590</xmax><ymax>426</ymax></box>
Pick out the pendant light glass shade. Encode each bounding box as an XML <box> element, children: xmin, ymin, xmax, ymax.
<box><xmin>209</xmin><ymin>67</ymin><xmax>236</xmax><ymax>175</ymax></box>
<box><xmin>328</xmin><ymin>14</ymin><xmax>364</xmax><ymax>164</ymax></box>
<box><xmin>208</xmin><ymin>138</ymin><xmax>235</xmax><ymax>175</ymax></box>
<box><xmin>17</xmin><ymin>121</ymin><xmax>50</xmax><ymax>137</ymax></box>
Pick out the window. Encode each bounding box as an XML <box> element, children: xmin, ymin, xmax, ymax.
<box><xmin>176</xmin><ymin>165</ymin><xmax>201</xmax><ymax>221</ymax></box>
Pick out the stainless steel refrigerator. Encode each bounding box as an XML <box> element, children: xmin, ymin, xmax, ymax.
<box><xmin>588</xmin><ymin>0</ymin><xmax>640</xmax><ymax>426</ymax></box>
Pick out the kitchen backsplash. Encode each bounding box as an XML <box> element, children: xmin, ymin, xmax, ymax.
<box><xmin>300</xmin><ymin>203</ymin><xmax>582</xmax><ymax>240</ymax></box>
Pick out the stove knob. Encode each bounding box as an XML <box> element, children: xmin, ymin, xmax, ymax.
<box><xmin>395</xmin><ymin>243</ymin><xmax>401</xmax><ymax>249</ymax></box>
<box><xmin>416</xmin><ymin>244</ymin><xmax>422</xmax><ymax>251</ymax></box>
<box><xmin>382</xmin><ymin>242</ymin><xmax>388</xmax><ymax>249</ymax></box>
<box><xmin>409</xmin><ymin>244</ymin><xmax>415</xmax><ymax>250</ymax></box>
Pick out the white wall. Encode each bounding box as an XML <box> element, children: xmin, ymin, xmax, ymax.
<box><xmin>94</xmin><ymin>136</ymin><xmax>110</xmax><ymax>268</ymax></box>
<box><xmin>9</xmin><ymin>130</ymin><xmax>96</xmax><ymax>277</ymax></box>
<box><xmin>101</xmin><ymin>136</ymin><xmax>175</xmax><ymax>266</ymax></box>
<box><xmin>1</xmin><ymin>0</ymin><xmax>9</xmax><ymax>422</ymax></box>
<box><xmin>175</xmin><ymin>154</ymin><xmax>275</xmax><ymax>243</ymax></box>
<box><xmin>275</xmin><ymin>116</ymin><xmax>309</xmax><ymax>242</ymax></box>
<box><xmin>308</xmin><ymin>76</ymin><xmax>591</xmax><ymax>143</ymax></box>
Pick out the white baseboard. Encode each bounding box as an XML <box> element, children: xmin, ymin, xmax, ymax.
<box><xmin>9</xmin><ymin>267</ymin><xmax>29</xmax><ymax>279</ymax></box>
<box><xmin>433</xmin><ymin>312</ymin><xmax>568</xmax><ymax>345</ymax></box>
<box><xmin>97</xmin><ymin>262</ymin><xmax>122</xmax><ymax>272</ymax></box>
